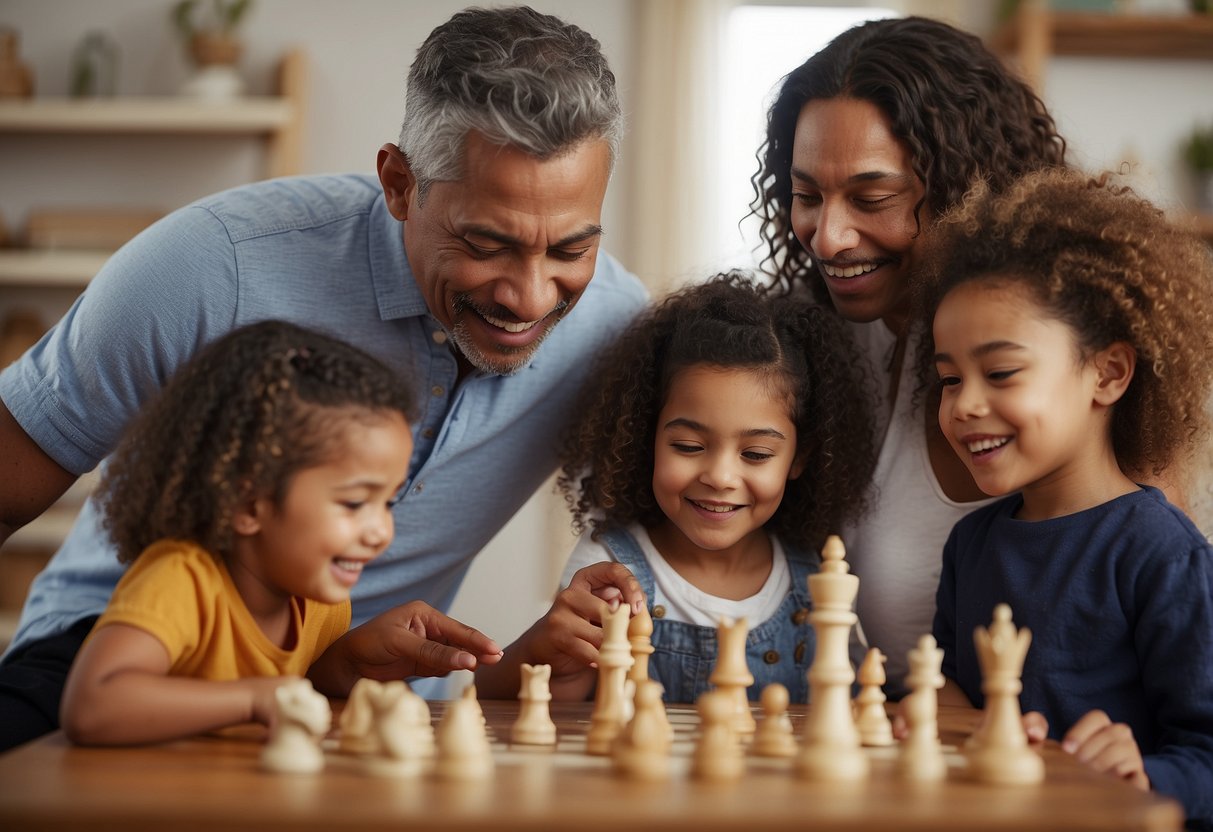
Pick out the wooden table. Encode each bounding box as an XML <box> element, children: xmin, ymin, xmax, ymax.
<box><xmin>0</xmin><ymin>699</ymin><xmax>1184</xmax><ymax>832</ymax></box>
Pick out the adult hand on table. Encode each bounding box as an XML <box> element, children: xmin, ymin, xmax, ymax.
<box><xmin>308</xmin><ymin>600</ymin><xmax>503</xmax><ymax>697</ymax></box>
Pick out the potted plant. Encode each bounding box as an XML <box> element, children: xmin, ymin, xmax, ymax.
<box><xmin>171</xmin><ymin>0</ymin><xmax>254</xmax><ymax>98</ymax></box>
<box><xmin>1183</xmin><ymin>124</ymin><xmax>1213</xmax><ymax>214</ymax></box>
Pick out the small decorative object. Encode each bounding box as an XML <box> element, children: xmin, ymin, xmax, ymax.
<box><xmin>70</xmin><ymin>31</ymin><xmax>120</xmax><ymax>98</ymax></box>
<box><xmin>0</xmin><ymin>26</ymin><xmax>34</xmax><ymax>98</ymax></box>
<box><xmin>172</xmin><ymin>0</ymin><xmax>254</xmax><ymax>99</ymax></box>
<box><xmin>1182</xmin><ymin>124</ymin><xmax>1213</xmax><ymax>213</ymax></box>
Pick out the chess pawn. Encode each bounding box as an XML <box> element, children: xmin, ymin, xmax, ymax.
<box><xmin>854</xmin><ymin>647</ymin><xmax>895</xmax><ymax>747</ymax></box>
<box><xmin>612</xmin><ymin>679</ymin><xmax>672</xmax><ymax>781</ymax></box>
<box><xmin>797</xmin><ymin>535</ymin><xmax>869</xmax><ymax>781</ymax></box>
<box><xmin>966</xmin><ymin>604</ymin><xmax>1044</xmax><ymax>785</ymax></box>
<box><xmin>512</xmin><ymin>663</ymin><xmax>557</xmax><ymax>746</ymax></box>
<box><xmin>897</xmin><ymin>634</ymin><xmax>947</xmax><ymax>781</ymax></box>
<box><xmin>586</xmin><ymin>604</ymin><xmax>635</xmax><ymax>755</ymax></box>
<box><xmin>339</xmin><ymin>677</ymin><xmax>381</xmax><ymax>755</ymax></box>
<box><xmin>691</xmin><ymin>689</ymin><xmax>745</xmax><ymax>781</ymax></box>
<box><xmin>751</xmin><ymin>683</ymin><xmax>797</xmax><ymax>758</ymax></box>
<box><xmin>261</xmin><ymin>678</ymin><xmax>331</xmax><ymax>774</ymax></box>
<box><xmin>709</xmin><ymin>616</ymin><xmax>756</xmax><ymax>735</ymax></box>
<box><xmin>433</xmin><ymin>694</ymin><xmax>494</xmax><ymax>781</ymax></box>
<box><xmin>628</xmin><ymin>603</ymin><xmax>654</xmax><ymax>687</ymax></box>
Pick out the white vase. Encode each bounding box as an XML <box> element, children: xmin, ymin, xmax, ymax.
<box><xmin>180</xmin><ymin>64</ymin><xmax>244</xmax><ymax>100</ymax></box>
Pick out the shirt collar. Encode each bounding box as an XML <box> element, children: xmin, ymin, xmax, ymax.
<box><xmin>369</xmin><ymin>194</ymin><xmax>430</xmax><ymax>321</ymax></box>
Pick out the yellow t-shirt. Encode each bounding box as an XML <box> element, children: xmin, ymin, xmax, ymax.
<box><xmin>94</xmin><ymin>539</ymin><xmax>351</xmax><ymax>679</ymax></box>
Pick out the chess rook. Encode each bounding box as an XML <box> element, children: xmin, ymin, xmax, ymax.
<box><xmin>512</xmin><ymin>663</ymin><xmax>558</xmax><ymax>746</ymax></box>
<box><xmin>797</xmin><ymin>535</ymin><xmax>869</xmax><ymax>781</ymax></box>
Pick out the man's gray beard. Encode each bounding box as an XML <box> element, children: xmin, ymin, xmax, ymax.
<box><xmin>449</xmin><ymin>297</ymin><xmax>571</xmax><ymax>376</ymax></box>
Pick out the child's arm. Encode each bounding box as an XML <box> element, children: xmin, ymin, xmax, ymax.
<box><xmin>60</xmin><ymin>623</ymin><xmax>288</xmax><ymax>746</ymax></box>
<box><xmin>1062</xmin><ymin>709</ymin><xmax>1149</xmax><ymax>791</ymax></box>
<box><xmin>307</xmin><ymin>600</ymin><xmax>504</xmax><ymax>697</ymax></box>
<box><xmin>475</xmin><ymin>561</ymin><xmax>645</xmax><ymax>701</ymax></box>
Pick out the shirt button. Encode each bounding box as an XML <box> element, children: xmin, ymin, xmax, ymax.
<box><xmin>422</xmin><ymin>428</ymin><xmax>435</xmax><ymax>439</ymax></box>
<box><xmin>763</xmin><ymin>650</ymin><xmax>780</xmax><ymax>665</ymax></box>
<box><xmin>651</xmin><ymin>605</ymin><xmax>666</xmax><ymax>619</ymax></box>
<box><xmin>794</xmin><ymin>642</ymin><xmax>806</xmax><ymax>663</ymax></box>
<box><xmin>792</xmin><ymin>608</ymin><xmax>811</xmax><ymax>625</ymax></box>
<box><xmin>432</xmin><ymin>330</ymin><xmax>448</xmax><ymax>344</ymax></box>
<box><xmin>431</xmin><ymin>385</ymin><xmax>444</xmax><ymax>397</ymax></box>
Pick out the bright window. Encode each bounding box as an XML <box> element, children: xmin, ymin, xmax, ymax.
<box><xmin>715</xmin><ymin>5</ymin><xmax>898</xmax><ymax>272</ymax></box>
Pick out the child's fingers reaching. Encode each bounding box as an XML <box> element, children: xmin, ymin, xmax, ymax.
<box><xmin>1061</xmin><ymin>709</ymin><xmax>1112</xmax><ymax>754</ymax></box>
<box><xmin>567</xmin><ymin>561</ymin><xmax>647</xmax><ymax>615</ymax></box>
<box><xmin>1021</xmin><ymin>710</ymin><xmax>1048</xmax><ymax>743</ymax></box>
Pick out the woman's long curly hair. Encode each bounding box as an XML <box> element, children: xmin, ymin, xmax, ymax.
<box><xmin>557</xmin><ymin>272</ymin><xmax>878</xmax><ymax>552</ymax></box>
<box><xmin>750</xmin><ymin>15</ymin><xmax>1067</xmax><ymax>300</ymax></box>
<box><xmin>96</xmin><ymin>320</ymin><xmax>417</xmax><ymax>564</ymax></box>
<box><xmin>912</xmin><ymin>168</ymin><xmax>1213</xmax><ymax>478</ymax></box>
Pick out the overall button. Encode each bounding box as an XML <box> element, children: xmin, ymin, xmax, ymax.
<box><xmin>432</xmin><ymin>330</ymin><xmax>448</xmax><ymax>344</ymax></box>
<box><xmin>792</xmin><ymin>608</ymin><xmax>811</xmax><ymax>625</ymax></box>
<box><xmin>651</xmin><ymin>605</ymin><xmax>666</xmax><ymax>619</ymax></box>
<box><xmin>422</xmin><ymin>428</ymin><xmax>435</xmax><ymax>439</ymax></box>
<box><xmin>431</xmin><ymin>385</ymin><xmax>444</xmax><ymax>397</ymax></box>
<box><xmin>794</xmin><ymin>642</ymin><xmax>806</xmax><ymax>663</ymax></box>
<box><xmin>413</xmin><ymin>482</ymin><xmax>425</xmax><ymax>494</ymax></box>
<box><xmin>763</xmin><ymin>650</ymin><xmax>780</xmax><ymax>664</ymax></box>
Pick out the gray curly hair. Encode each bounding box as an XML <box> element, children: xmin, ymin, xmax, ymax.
<box><xmin>398</xmin><ymin>5</ymin><xmax>623</xmax><ymax>198</ymax></box>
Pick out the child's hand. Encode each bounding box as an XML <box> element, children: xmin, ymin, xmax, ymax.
<box><xmin>1022</xmin><ymin>710</ymin><xmax>1048</xmax><ymax>743</ymax></box>
<box><xmin>249</xmin><ymin>676</ymin><xmax>299</xmax><ymax>727</ymax></box>
<box><xmin>1062</xmin><ymin>709</ymin><xmax>1149</xmax><ymax>791</ymax></box>
<box><xmin>307</xmin><ymin>600</ymin><xmax>503</xmax><ymax>697</ymax></box>
<box><xmin>475</xmin><ymin>561</ymin><xmax>645</xmax><ymax>701</ymax></box>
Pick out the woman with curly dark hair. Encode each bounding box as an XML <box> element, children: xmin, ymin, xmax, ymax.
<box><xmin>475</xmin><ymin>273</ymin><xmax>877</xmax><ymax>704</ymax></box>
<box><xmin>58</xmin><ymin>320</ymin><xmax>449</xmax><ymax>745</ymax></box>
<box><xmin>748</xmin><ymin>16</ymin><xmax>1069</xmax><ymax>693</ymax></box>
<box><xmin>919</xmin><ymin>169</ymin><xmax>1213</xmax><ymax>825</ymax></box>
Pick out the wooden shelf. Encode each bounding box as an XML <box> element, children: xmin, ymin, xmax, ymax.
<box><xmin>0</xmin><ymin>96</ymin><xmax>294</xmax><ymax>134</ymax></box>
<box><xmin>0</xmin><ymin>249</ymin><xmax>112</xmax><ymax>287</ymax></box>
<box><xmin>992</xmin><ymin>3</ymin><xmax>1213</xmax><ymax>91</ymax></box>
<box><xmin>993</xmin><ymin>11</ymin><xmax>1213</xmax><ymax>60</ymax></box>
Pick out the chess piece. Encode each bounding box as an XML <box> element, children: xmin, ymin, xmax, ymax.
<box><xmin>710</xmin><ymin>616</ymin><xmax>756</xmax><ymax>735</ymax></box>
<box><xmin>512</xmin><ymin>663</ymin><xmax>558</xmax><ymax>746</ymax></box>
<box><xmin>362</xmin><ymin>680</ymin><xmax>434</xmax><ymax>776</ymax></box>
<box><xmin>751</xmin><ymin>683</ymin><xmax>797</xmax><ymax>758</ymax></box>
<box><xmin>339</xmin><ymin>677</ymin><xmax>381</xmax><ymax>754</ymax></box>
<box><xmin>628</xmin><ymin>603</ymin><xmax>654</xmax><ymax>687</ymax></box>
<box><xmin>854</xmin><ymin>647</ymin><xmax>895</xmax><ymax>747</ymax></box>
<box><xmin>586</xmin><ymin>604</ymin><xmax>635</xmax><ymax>755</ymax></box>
<box><xmin>966</xmin><ymin>604</ymin><xmax>1045</xmax><ymax>785</ymax></box>
<box><xmin>612</xmin><ymin>679</ymin><xmax>672</xmax><ymax>781</ymax></box>
<box><xmin>433</xmin><ymin>694</ymin><xmax>493</xmax><ymax>781</ymax></box>
<box><xmin>797</xmin><ymin>535</ymin><xmax>869</xmax><ymax>781</ymax></box>
<box><xmin>897</xmin><ymin>634</ymin><xmax>947</xmax><ymax>781</ymax></box>
<box><xmin>691</xmin><ymin>689</ymin><xmax>745</xmax><ymax>781</ymax></box>
<box><xmin>260</xmin><ymin>678</ymin><xmax>331</xmax><ymax>774</ymax></box>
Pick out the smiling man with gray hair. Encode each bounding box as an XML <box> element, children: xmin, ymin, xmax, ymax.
<box><xmin>0</xmin><ymin>5</ymin><xmax>647</xmax><ymax>750</ymax></box>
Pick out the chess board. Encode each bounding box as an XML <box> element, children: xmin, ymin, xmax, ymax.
<box><xmin>0</xmin><ymin>699</ymin><xmax>1185</xmax><ymax>832</ymax></box>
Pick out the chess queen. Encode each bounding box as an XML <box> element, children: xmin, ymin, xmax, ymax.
<box><xmin>475</xmin><ymin>274</ymin><xmax>877</xmax><ymax>704</ymax></box>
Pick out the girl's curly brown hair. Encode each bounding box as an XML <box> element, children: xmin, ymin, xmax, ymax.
<box><xmin>912</xmin><ymin>168</ymin><xmax>1213</xmax><ymax>478</ymax></box>
<box><xmin>96</xmin><ymin>320</ymin><xmax>417</xmax><ymax>564</ymax></box>
<box><xmin>749</xmin><ymin>15</ymin><xmax>1067</xmax><ymax>300</ymax></box>
<box><xmin>557</xmin><ymin>272</ymin><xmax>878</xmax><ymax>552</ymax></box>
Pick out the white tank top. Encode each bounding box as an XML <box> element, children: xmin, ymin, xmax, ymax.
<box><xmin>840</xmin><ymin>320</ymin><xmax>995</xmax><ymax>697</ymax></box>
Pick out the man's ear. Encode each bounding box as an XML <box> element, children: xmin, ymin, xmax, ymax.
<box><xmin>377</xmin><ymin>143</ymin><xmax>418</xmax><ymax>221</ymax></box>
<box><xmin>1092</xmin><ymin>341</ymin><xmax>1135</xmax><ymax>407</ymax></box>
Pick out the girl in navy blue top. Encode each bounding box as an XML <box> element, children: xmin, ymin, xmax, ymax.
<box><xmin>916</xmin><ymin>168</ymin><xmax>1213</xmax><ymax>826</ymax></box>
<box><xmin>476</xmin><ymin>273</ymin><xmax>877</xmax><ymax>704</ymax></box>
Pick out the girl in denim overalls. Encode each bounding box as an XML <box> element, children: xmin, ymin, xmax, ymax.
<box><xmin>476</xmin><ymin>274</ymin><xmax>878</xmax><ymax>705</ymax></box>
